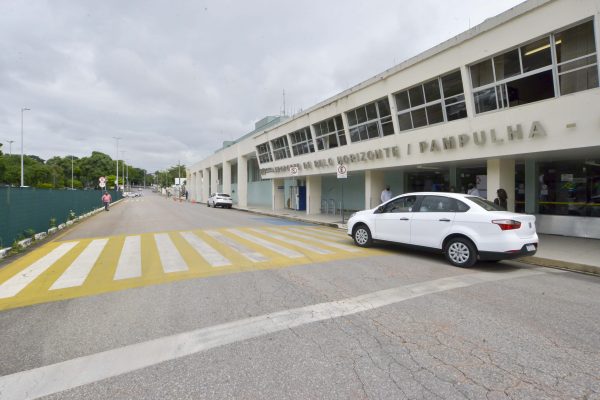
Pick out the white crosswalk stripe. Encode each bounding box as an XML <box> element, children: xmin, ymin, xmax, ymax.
<box><xmin>249</xmin><ymin>228</ymin><xmax>332</xmax><ymax>255</ymax></box>
<box><xmin>227</xmin><ymin>229</ymin><xmax>303</xmax><ymax>258</ymax></box>
<box><xmin>114</xmin><ymin>236</ymin><xmax>142</xmax><ymax>280</ymax></box>
<box><xmin>0</xmin><ymin>242</ymin><xmax>78</xmax><ymax>299</ymax></box>
<box><xmin>50</xmin><ymin>239</ymin><xmax>108</xmax><ymax>290</ymax></box>
<box><xmin>295</xmin><ymin>226</ymin><xmax>349</xmax><ymax>240</ymax></box>
<box><xmin>204</xmin><ymin>230</ymin><xmax>268</xmax><ymax>262</ymax></box>
<box><xmin>155</xmin><ymin>233</ymin><xmax>188</xmax><ymax>273</ymax></box>
<box><xmin>180</xmin><ymin>232</ymin><xmax>231</xmax><ymax>267</ymax></box>
<box><xmin>277</xmin><ymin>228</ymin><xmax>360</xmax><ymax>252</ymax></box>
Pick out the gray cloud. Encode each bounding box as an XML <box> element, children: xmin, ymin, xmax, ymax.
<box><xmin>0</xmin><ymin>0</ymin><xmax>524</xmax><ymax>171</ymax></box>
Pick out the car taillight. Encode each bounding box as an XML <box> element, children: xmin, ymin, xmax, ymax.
<box><xmin>492</xmin><ymin>219</ymin><xmax>521</xmax><ymax>231</ymax></box>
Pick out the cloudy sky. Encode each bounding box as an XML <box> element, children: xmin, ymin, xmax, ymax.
<box><xmin>0</xmin><ymin>0</ymin><xmax>524</xmax><ymax>172</ymax></box>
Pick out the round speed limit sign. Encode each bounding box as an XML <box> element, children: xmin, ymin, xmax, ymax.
<box><xmin>289</xmin><ymin>166</ymin><xmax>299</xmax><ymax>176</ymax></box>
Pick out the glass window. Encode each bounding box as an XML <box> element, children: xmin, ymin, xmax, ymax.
<box><xmin>314</xmin><ymin>115</ymin><xmax>346</xmax><ymax>151</ymax></box>
<box><xmin>423</xmin><ymin>79</ymin><xmax>441</xmax><ymax>102</ymax></box>
<box><xmin>256</xmin><ymin>142</ymin><xmax>273</xmax><ymax>164</ymax></box>
<box><xmin>289</xmin><ymin>127</ymin><xmax>314</xmax><ymax>156</ymax></box>
<box><xmin>467</xmin><ymin>196</ymin><xmax>505</xmax><ymax>211</ymax></box>
<box><xmin>446</xmin><ymin>102</ymin><xmax>467</xmax><ymax>121</ymax></box>
<box><xmin>555</xmin><ymin>20</ymin><xmax>596</xmax><ymax>64</ymax></box>
<box><xmin>381</xmin><ymin>195</ymin><xmax>417</xmax><ymax>213</ymax></box>
<box><xmin>346</xmin><ymin>98</ymin><xmax>393</xmax><ymax>143</ymax></box>
<box><xmin>560</xmin><ymin>66</ymin><xmax>599</xmax><ymax>95</ymax></box>
<box><xmin>521</xmin><ymin>38</ymin><xmax>552</xmax><ymax>72</ymax></box>
<box><xmin>271</xmin><ymin>136</ymin><xmax>291</xmax><ymax>160</ymax></box>
<box><xmin>470</xmin><ymin>59</ymin><xmax>494</xmax><ymax>88</ymax></box>
<box><xmin>473</xmin><ymin>87</ymin><xmax>497</xmax><ymax>114</ymax></box>
<box><xmin>441</xmin><ymin>71</ymin><xmax>463</xmax><ymax>97</ymax></box>
<box><xmin>411</xmin><ymin>108</ymin><xmax>427</xmax><ymax>128</ymax></box>
<box><xmin>538</xmin><ymin>160</ymin><xmax>600</xmax><ymax>217</ymax></box>
<box><xmin>506</xmin><ymin>70</ymin><xmax>555</xmax><ymax>106</ymax></box>
<box><xmin>426</xmin><ymin>104</ymin><xmax>444</xmax><ymax>125</ymax></box>
<box><xmin>395</xmin><ymin>91</ymin><xmax>410</xmax><ymax>111</ymax></box>
<box><xmin>418</xmin><ymin>196</ymin><xmax>456</xmax><ymax>212</ymax></box>
<box><xmin>398</xmin><ymin>112</ymin><xmax>412</xmax><ymax>130</ymax></box>
<box><xmin>494</xmin><ymin>49</ymin><xmax>521</xmax><ymax>80</ymax></box>
<box><xmin>408</xmin><ymin>86</ymin><xmax>424</xmax><ymax>107</ymax></box>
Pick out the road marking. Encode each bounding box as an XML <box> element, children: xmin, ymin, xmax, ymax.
<box><xmin>227</xmin><ymin>228</ymin><xmax>303</xmax><ymax>258</ymax></box>
<box><xmin>114</xmin><ymin>236</ymin><xmax>142</xmax><ymax>280</ymax></box>
<box><xmin>0</xmin><ymin>267</ymin><xmax>547</xmax><ymax>400</ymax></box>
<box><xmin>0</xmin><ymin>242</ymin><xmax>78</xmax><ymax>299</ymax></box>
<box><xmin>277</xmin><ymin>228</ymin><xmax>360</xmax><ymax>252</ymax></box>
<box><xmin>154</xmin><ymin>233</ymin><xmax>188</xmax><ymax>273</ymax></box>
<box><xmin>179</xmin><ymin>232</ymin><xmax>231</xmax><ymax>267</ymax></box>
<box><xmin>300</xmin><ymin>226</ymin><xmax>349</xmax><ymax>239</ymax></box>
<box><xmin>204</xmin><ymin>230</ymin><xmax>267</xmax><ymax>262</ymax></box>
<box><xmin>50</xmin><ymin>239</ymin><xmax>108</xmax><ymax>290</ymax></box>
<box><xmin>249</xmin><ymin>228</ymin><xmax>332</xmax><ymax>255</ymax></box>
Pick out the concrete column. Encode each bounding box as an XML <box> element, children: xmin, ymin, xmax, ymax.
<box><xmin>486</xmin><ymin>158</ymin><xmax>515</xmax><ymax>211</ymax></box>
<box><xmin>306</xmin><ymin>175</ymin><xmax>322</xmax><ymax>215</ymax></box>
<box><xmin>365</xmin><ymin>170</ymin><xmax>385</xmax><ymax>209</ymax></box>
<box><xmin>449</xmin><ymin>166</ymin><xmax>458</xmax><ymax>192</ymax></box>
<box><xmin>211</xmin><ymin>165</ymin><xmax>218</xmax><ymax>194</ymax></box>
<box><xmin>223</xmin><ymin>160</ymin><xmax>232</xmax><ymax>195</ymax></box>
<box><xmin>340</xmin><ymin>112</ymin><xmax>352</xmax><ymax>145</ymax></box>
<box><xmin>460</xmin><ymin>65</ymin><xmax>475</xmax><ymax>116</ymax></box>
<box><xmin>237</xmin><ymin>156</ymin><xmax>248</xmax><ymax>208</ymax></box>
<box><xmin>272</xmin><ymin>178</ymin><xmax>285</xmax><ymax>211</ymax></box>
<box><xmin>202</xmin><ymin>168</ymin><xmax>210</xmax><ymax>201</ymax></box>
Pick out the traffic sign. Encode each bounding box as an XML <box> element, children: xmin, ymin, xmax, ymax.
<box><xmin>290</xmin><ymin>166</ymin><xmax>299</xmax><ymax>176</ymax></box>
<box><xmin>99</xmin><ymin>182</ymin><xmax>106</xmax><ymax>188</ymax></box>
<box><xmin>99</xmin><ymin>176</ymin><xmax>106</xmax><ymax>183</ymax></box>
<box><xmin>336</xmin><ymin>164</ymin><xmax>347</xmax><ymax>179</ymax></box>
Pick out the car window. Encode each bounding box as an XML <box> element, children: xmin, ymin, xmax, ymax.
<box><xmin>381</xmin><ymin>195</ymin><xmax>417</xmax><ymax>213</ymax></box>
<box><xmin>456</xmin><ymin>199</ymin><xmax>470</xmax><ymax>212</ymax></box>
<box><xmin>418</xmin><ymin>195</ymin><xmax>456</xmax><ymax>212</ymax></box>
<box><xmin>466</xmin><ymin>196</ymin><xmax>504</xmax><ymax>211</ymax></box>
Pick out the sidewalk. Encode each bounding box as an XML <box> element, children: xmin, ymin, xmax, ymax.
<box><xmin>240</xmin><ymin>205</ymin><xmax>600</xmax><ymax>276</ymax></box>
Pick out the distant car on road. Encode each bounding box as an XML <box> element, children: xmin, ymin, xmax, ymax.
<box><xmin>207</xmin><ymin>193</ymin><xmax>232</xmax><ymax>209</ymax></box>
<box><xmin>347</xmin><ymin>192</ymin><xmax>538</xmax><ymax>267</ymax></box>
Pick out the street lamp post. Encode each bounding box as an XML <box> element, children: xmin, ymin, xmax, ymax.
<box><xmin>7</xmin><ymin>140</ymin><xmax>14</xmax><ymax>156</ymax></box>
<box><xmin>121</xmin><ymin>151</ymin><xmax>126</xmax><ymax>192</ymax></box>
<box><xmin>20</xmin><ymin>107</ymin><xmax>30</xmax><ymax>187</ymax></box>
<box><xmin>113</xmin><ymin>137</ymin><xmax>121</xmax><ymax>191</ymax></box>
<box><xmin>71</xmin><ymin>155</ymin><xmax>74</xmax><ymax>190</ymax></box>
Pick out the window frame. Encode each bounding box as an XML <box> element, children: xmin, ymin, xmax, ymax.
<box><xmin>270</xmin><ymin>136</ymin><xmax>291</xmax><ymax>161</ymax></box>
<box><xmin>288</xmin><ymin>127</ymin><xmax>315</xmax><ymax>156</ymax></box>
<box><xmin>346</xmin><ymin>98</ymin><xmax>393</xmax><ymax>143</ymax></box>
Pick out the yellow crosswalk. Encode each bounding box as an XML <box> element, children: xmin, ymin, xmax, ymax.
<box><xmin>0</xmin><ymin>226</ymin><xmax>381</xmax><ymax>311</ymax></box>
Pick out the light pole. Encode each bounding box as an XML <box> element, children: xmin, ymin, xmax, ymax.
<box><xmin>71</xmin><ymin>155</ymin><xmax>74</xmax><ymax>190</ymax></box>
<box><xmin>20</xmin><ymin>107</ymin><xmax>30</xmax><ymax>187</ymax></box>
<box><xmin>113</xmin><ymin>137</ymin><xmax>121</xmax><ymax>191</ymax></box>
<box><xmin>121</xmin><ymin>151</ymin><xmax>126</xmax><ymax>192</ymax></box>
<box><xmin>6</xmin><ymin>140</ymin><xmax>14</xmax><ymax>156</ymax></box>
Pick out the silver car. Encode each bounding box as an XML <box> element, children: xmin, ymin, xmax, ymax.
<box><xmin>207</xmin><ymin>193</ymin><xmax>233</xmax><ymax>209</ymax></box>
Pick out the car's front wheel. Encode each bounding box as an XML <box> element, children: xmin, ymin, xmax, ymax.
<box><xmin>353</xmin><ymin>224</ymin><xmax>373</xmax><ymax>248</ymax></box>
<box><xmin>444</xmin><ymin>237</ymin><xmax>477</xmax><ymax>268</ymax></box>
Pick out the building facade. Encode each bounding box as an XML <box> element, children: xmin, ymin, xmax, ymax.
<box><xmin>188</xmin><ymin>0</ymin><xmax>600</xmax><ymax>239</ymax></box>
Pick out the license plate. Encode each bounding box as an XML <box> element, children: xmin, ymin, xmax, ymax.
<box><xmin>526</xmin><ymin>244</ymin><xmax>536</xmax><ymax>251</ymax></box>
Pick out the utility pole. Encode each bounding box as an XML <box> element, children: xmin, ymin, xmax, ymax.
<box><xmin>113</xmin><ymin>137</ymin><xmax>121</xmax><ymax>191</ymax></box>
<box><xmin>20</xmin><ymin>107</ymin><xmax>30</xmax><ymax>187</ymax></box>
<box><xmin>121</xmin><ymin>151</ymin><xmax>126</xmax><ymax>192</ymax></box>
<box><xmin>7</xmin><ymin>140</ymin><xmax>14</xmax><ymax>156</ymax></box>
<box><xmin>71</xmin><ymin>155</ymin><xmax>74</xmax><ymax>190</ymax></box>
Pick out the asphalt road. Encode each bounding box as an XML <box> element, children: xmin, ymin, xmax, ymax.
<box><xmin>0</xmin><ymin>191</ymin><xmax>599</xmax><ymax>400</ymax></box>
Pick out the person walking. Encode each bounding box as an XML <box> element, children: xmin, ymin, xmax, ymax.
<box><xmin>494</xmin><ymin>188</ymin><xmax>508</xmax><ymax>210</ymax></box>
<box><xmin>381</xmin><ymin>185</ymin><xmax>392</xmax><ymax>203</ymax></box>
<box><xmin>101</xmin><ymin>191</ymin><xmax>112</xmax><ymax>211</ymax></box>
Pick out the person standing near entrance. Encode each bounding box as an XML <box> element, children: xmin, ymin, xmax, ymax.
<box><xmin>381</xmin><ymin>185</ymin><xmax>392</xmax><ymax>203</ymax></box>
<box><xmin>101</xmin><ymin>191</ymin><xmax>112</xmax><ymax>211</ymax></box>
<box><xmin>494</xmin><ymin>188</ymin><xmax>508</xmax><ymax>210</ymax></box>
<box><xmin>467</xmin><ymin>183</ymin><xmax>480</xmax><ymax>197</ymax></box>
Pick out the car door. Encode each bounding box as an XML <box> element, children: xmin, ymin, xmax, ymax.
<box><xmin>372</xmin><ymin>195</ymin><xmax>417</xmax><ymax>243</ymax></box>
<box><xmin>410</xmin><ymin>195</ymin><xmax>456</xmax><ymax>249</ymax></box>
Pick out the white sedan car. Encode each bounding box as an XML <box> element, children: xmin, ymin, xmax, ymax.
<box><xmin>207</xmin><ymin>193</ymin><xmax>233</xmax><ymax>208</ymax></box>
<box><xmin>347</xmin><ymin>192</ymin><xmax>538</xmax><ymax>267</ymax></box>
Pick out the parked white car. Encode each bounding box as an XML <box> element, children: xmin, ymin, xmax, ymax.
<box><xmin>347</xmin><ymin>192</ymin><xmax>538</xmax><ymax>267</ymax></box>
<box><xmin>207</xmin><ymin>193</ymin><xmax>233</xmax><ymax>208</ymax></box>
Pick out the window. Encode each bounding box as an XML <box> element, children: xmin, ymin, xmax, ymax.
<box><xmin>394</xmin><ymin>70</ymin><xmax>467</xmax><ymax>131</ymax></box>
<box><xmin>346</xmin><ymin>98</ymin><xmax>394</xmax><ymax>143</ymax></box>
<box><xmin>271</xmin><ymin>136</ymin><xmax>291</xmax><ymax>160</ymax></box>
<box><xmin>470</xmin><ymin>19</ymin><xmax>597</xmax><ymax>114</ymax></box>
<box><xmin>289</xmin><ymin>127</ymin><xmax>315</xmax><ymax>156</ymax></box>
<box><xmin>256</xmin><ymin>142</ymin><xmax>272</xmax><ymax>164</ymax></box>
<box><xmin>555</xmin><ymin>20</ymin><xmax>598</xmax><ymax>95</ymax></box>
<box><xmin>418</xmin><ymin>195</ymin><xmax>457</xmax><ymax>212</ymax></box>
<box><xmin>380</xmin><ymin>195</ymin><xmax>417</xmax><ymax>213</ymax></box>
<box><xmin>314</xmin><ymin>115</ymin><xmax>347</xmax><ymax>151</ymax></box>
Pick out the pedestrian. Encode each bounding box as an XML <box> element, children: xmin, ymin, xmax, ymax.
<box><xmin>467</xmin><ymin>183</ymin><xmax>480</xmax><ymax>197</ymax></box>
<box><xmin>381</xmin><ymin>185</ymin><xmax>392</xmax><ymax>203</ymax></box>
<box><xmin>185</xmin><ymin>190</ymin><xmax>189</xmax><ymax>200</ymax></box>
<box><xmin>101</xmin><ymin>191</ymin><xmax>112</xmax><ymax>211</ymax></box>
<box><xmin>494</xmin><ymin>188</ymin><xmax>508</xmax><ymax>210</ymax></box>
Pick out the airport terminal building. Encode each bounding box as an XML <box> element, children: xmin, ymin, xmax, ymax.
<box><xmin>188</xmin><ymin>0</ymin><xmax>600</xmax><ymax>239</ymax></box>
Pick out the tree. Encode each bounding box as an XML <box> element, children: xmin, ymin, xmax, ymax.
<box><xmin>78</xmin><ymin>152</ymin><xmax>113</xmax><ymax>187</ymax></box>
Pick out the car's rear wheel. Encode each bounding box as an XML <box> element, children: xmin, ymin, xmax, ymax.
<box><xmin>353</xmin><ymin>224</ymin><xmax>372</xmax><ymax>248</ymax></box>
<box><xmin>444</xmin><ymin>237</ymin><xmax>477</xmax><ymax>268</ymax></box>
<box><xmin>207</xmin><ymin>202</ymin><xmax>210</xmax><ymax>207</ymax></box>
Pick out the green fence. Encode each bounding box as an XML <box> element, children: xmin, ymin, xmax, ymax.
<box><xmin>0</xmin><ymin>188</ymin><xmax>122</xmax><ymax>248</ymax></box>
